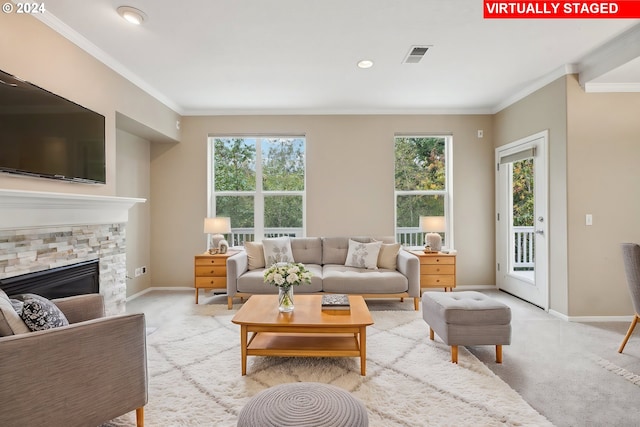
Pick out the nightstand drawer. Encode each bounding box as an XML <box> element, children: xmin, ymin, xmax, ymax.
<box><xmin>420</xmin><ymin>275</ymin><xmax>455</xmax><ymax>286</ymax></box>
<box><xmin>422</xmin><ymin>265</ymin><xmax>455</xmax><ymax>275</ymax></box>
<box><xmin>195</xmin><ymin>277</ymin><xmax>227</xmax><ymax>289</ymax></box>
<box><xmin>420</xmin><ymin>256</ymin><xmax>455</xmax><ymax>265</ymax></box>
<box><xmin>195</xmin><ymin>266</ymin><xmax>227</xmax><ymax>277</ymax></box>
<box><xmin>195</xmin><ymin>257</ymin><xmax>227</xmax><ymax>267</ymax></box>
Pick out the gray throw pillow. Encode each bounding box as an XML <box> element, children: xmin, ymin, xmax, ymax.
<box><xmin>12</xmin><ymin>293</ymin><xmax>69</xmax><ymax>331</ymax></box>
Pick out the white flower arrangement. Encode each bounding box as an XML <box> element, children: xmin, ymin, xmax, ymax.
<box><xmin>264</xmin><ymin>262</ymin><xmax>312</xmax><ymax>289</ymax></box>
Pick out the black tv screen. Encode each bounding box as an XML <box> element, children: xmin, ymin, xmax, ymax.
<box><xmin>0</xmin><ymin>69</ymin><xmax>106</xmax><ymax>184</ymax></box>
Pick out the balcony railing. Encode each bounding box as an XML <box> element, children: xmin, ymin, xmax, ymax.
<box><xmin>228</xmin><ymin>228</ymin><xmax>304</xmax><ymax>246</ymax></box>
<box><xmin>513</xmin><ymin>226</ymin><xmax>534</xmax><ymax>270</ymax></box>
<box><xmin>225</xmin><ymin>226</ymin><xmax>534</xmax><ymax>271</ymax></box>
<box><xmin>396</xmin><ymin>227</ymin><xmax>425</xmax><ymax>247</ymax></box>
<box><xmin>227</xmin><ymin>227</ymin><xmax>426</xmax><ymax>247</ymax></box>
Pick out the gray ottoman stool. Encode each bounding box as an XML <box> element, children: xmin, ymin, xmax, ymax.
<box><xmin>422</xmin><ymin>291</ymin><xmax>511</xmax><ymax>364</ymax></box>
<box><xmin>237</xmin><ymin>382</ymin><xmax>368</xmax><ymax>427</ymax></box>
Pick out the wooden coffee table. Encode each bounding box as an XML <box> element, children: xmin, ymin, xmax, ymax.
<box><xmin>231</xmin><ymin>295</ymin><xmax>374</xmax><ymax>376</ymax></box>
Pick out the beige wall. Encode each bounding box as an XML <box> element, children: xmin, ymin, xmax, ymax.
<box><xmin>495</xmin><ymin>75</ymin><xmax>640</xmax><ymax>317</ymax></box>
<box><xmin>116</xmin><ymin>129</ymin><xmax>151</xmax><ymax>297</ymax></box>
<box><xmin>150</xmin><ymin>115</ymin><xmax>496</xmax><ymax>289</ymax></box>
<box><xmin>494</xmin><ymin>76</ymin><xmax>569</xmax><ymax>315</ymax></box>
<box><xmin>566</xmin><ymin>75</ymin><xmax>640</xmax><ymax>317</ymax></box>
<box><xmin>0</xmin><ymin>13</ymin><xmax>180</xmax><ymax>196</ymax></box>
<box><xmin>1</xmin><ymin>13</ymin><xmax>178</xmax><ymax>299</ymax></box>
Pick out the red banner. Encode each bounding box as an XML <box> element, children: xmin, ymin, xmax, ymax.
<box><xmin>484</xmin><ymin>1</ymin><xmax>640</xmax><ymax>18</ymax></box>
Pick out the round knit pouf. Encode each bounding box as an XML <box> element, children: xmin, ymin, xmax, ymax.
<box><xmin>237</xmin><ymin>382</ymin><xmax>368</xmax><ymax>427</ymax></box>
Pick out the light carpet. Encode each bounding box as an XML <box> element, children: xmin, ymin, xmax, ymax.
<box><xmin>105</xmin><ymin>304</ymin><xmax>552</xmax><ymax>427</ymax></box>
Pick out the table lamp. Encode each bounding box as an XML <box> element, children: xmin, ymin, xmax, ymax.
<box><xmin>204</xmin><ymin>217</ymin><xmax>231</xmax><ymax>254</ymax></box>
<box><xmin>420</xmin><ymin>216</ymin><xmax>445</xmax><ymax>252</ymax></box>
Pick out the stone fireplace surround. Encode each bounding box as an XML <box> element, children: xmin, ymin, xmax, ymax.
<box><xmin>0</xmin><ymin>189</ymin><xmax>144</xmax><ymax>316</ymax></box>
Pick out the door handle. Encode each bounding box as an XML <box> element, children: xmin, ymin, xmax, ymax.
<box><xmin>535</xmin><ymin>229</ymin><xmax>544</xmax><ymax>235</ymax></box>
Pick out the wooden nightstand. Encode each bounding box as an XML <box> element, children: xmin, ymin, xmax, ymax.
<box><xmin>194</xmin><ymin>251</ymin><xmax>239</xmax><ymax>304</ymax></box>
<box><xmin>409</xmin><ymin>251</ymin><xmax>457</xmax><ymax>293</ymax></box>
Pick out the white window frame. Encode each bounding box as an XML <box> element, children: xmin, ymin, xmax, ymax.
<box><xmin>393</xmin><ymin>134</ymin><xmax>454</xmax><ymax>249</ymax></box>
<box><xmin>207</xmin><ymin>135</ymin><xmax>306</xmax><ymax>242</ymax></box>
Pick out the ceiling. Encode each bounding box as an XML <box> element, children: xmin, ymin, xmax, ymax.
<box><xmin>37</xmin><ymin>0</ymin><xmax>640</xmax><ymax>115</ymax></box>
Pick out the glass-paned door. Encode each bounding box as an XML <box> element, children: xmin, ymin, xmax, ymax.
<box><xmin>496</xmin><ymin>131</ymin><xmax>548</xmax><ymax>310</ymax></box>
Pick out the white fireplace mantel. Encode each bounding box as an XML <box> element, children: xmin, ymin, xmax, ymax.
<box><xmin>0</xmin><ymin>189</ymin><xmax>146</xmax><ymax>230</ymax></box>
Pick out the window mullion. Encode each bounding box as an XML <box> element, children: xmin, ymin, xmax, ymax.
<box><xmin>255</xmin><ymin>138</ymin><xmax>265</xmax><ymax>240</ymax></box>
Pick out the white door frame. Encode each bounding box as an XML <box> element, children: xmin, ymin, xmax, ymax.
<box><xmin>495</xmin><ymin>130</ymin><xmax>549</xmax><ymax>310</ymax></box>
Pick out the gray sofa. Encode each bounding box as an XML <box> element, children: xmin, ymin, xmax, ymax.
<box><xmin>0</xmin><ymin>293</ymin><xmax>148</xmax><ymax>427</ymax></box>
<box><xmin>226</xmin><ymin>236</ymin><xmax>421</xmax><ymax>310</ymax></box>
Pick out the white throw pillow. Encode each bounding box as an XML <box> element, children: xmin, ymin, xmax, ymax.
<box><xmin>0</xmin><ymin>289</ymin><xmax>32</xmax><ymax>336</ymax></box>
<box><xmin>244</xmin><ymin>241</ymin><xmax>265</xmax><ymax>270</ymax></box>
<box><xmin>345</xmin><ymin>239</ymin><xmax>382</xmax><ymax>270</ymax></box>
<box><xmin>377</xmin><ymin>242</ymin><xmax>401</xmax><ymax>270</ymax></box>
<box><xmin>262</xmin><ymin>237</ymin><xmax>294</xmax><ymax>267</ymax></box>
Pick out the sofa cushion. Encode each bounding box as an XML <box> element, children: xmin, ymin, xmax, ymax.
<box><xmin>322</xmin><ymin>265</ymin><xmax>408</xmax><ymax>294</ymax></box>
<box><xmin>345</xmin><ymin>239</ymin><xmax>382</xmax><ymax>270</ymax></box>
<box><xmin>244</xmin><ymin>241</ymin><xmax>266</xmax><ymax>270</ymax></box>
<box><xmin>13</xmin><ymin>293</ymin><xmax>69</xmax><ymax>331</ymax></box>
<box><xmin>377</xmin><ymin>242</ymin><xmax>401</xmax><ymax>270</ymax></box>
<box><xmin>291</xmin><ymin>237</ymin><xmax>323</xmax><ymax>265</ymax></box>
<box><xmin>238</xmin><ymin>264</ymin><xmax>324</xmax><ymax>294</ymax></box>
<box><xmin>263</xmin><ymin>237</ymin><xmax>295</xmax><ymax>266</ymax></box>
<box><xmin>0</xmin><ymin>289</ymin><xmax>31</xmax><ymax>336</ymax></box>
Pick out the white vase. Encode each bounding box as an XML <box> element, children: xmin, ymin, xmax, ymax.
<box><xmin>278</xmin><ymin>286</ymin><xmax>294</xmax><ymax>312</ymax></box>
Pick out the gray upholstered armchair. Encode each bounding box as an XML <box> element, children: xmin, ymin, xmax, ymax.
<box><xmin>619</xmin><ymin>243</ymin><xmax>640</xmax><ymax>353</ymax></box>
<box><xmin>0</xmin><ymin>294</ymin><xmax>148</xmax><ymax>427</ymax></box>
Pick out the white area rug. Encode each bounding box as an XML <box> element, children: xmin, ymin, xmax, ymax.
<box><xmin>106</xmin><ymin>305</ymin><xmax>552</xmax><ymax>426</ymax></box>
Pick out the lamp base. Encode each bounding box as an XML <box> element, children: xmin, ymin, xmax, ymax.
<box><xmin>425</xmin><ymin>233</ymin><xmax>442</xmax><ymax>252</ymax></box>
<box><xmin>209</xmin><ymin>234</ymin><xmax>224</xmax><ymax>254</ymax></box>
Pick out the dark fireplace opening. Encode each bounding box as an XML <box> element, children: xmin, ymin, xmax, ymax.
<box><xmin>0</xmin><ymin>260</ymin><xmax>99</xmax><ymax>299</ymax></box>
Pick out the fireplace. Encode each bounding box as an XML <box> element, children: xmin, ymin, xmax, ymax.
<box><xmin>0</xmin><ymin>189</ymin><xmax>144</xmax><ymax>315</ymax></box>
<box><xmin>0</xmin><ymin>260</ymin><xmax>99</xmax><ymax>299</ymax></box>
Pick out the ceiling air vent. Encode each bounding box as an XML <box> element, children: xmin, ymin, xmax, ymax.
<box><xmin>403</xmin><ymin>45</ymin><xmax>431</xmax><ymax>64</ymax></box>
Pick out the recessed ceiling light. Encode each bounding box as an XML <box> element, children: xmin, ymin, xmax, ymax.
<box><xmin>117</xmin><ymin>6</ymin><xmax>147</xmax><ymax>25</ymax></box>
<box><xmin>357</xmin><ymin>60</ymin><xmax>374</xmax><ymax>69</ymax></box>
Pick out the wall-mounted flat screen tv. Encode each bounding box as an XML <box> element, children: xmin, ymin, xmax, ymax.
<box><xmin>0</xmin><ymin>69</ymin><xmax>106</xmax><ymax>184</ymax></box>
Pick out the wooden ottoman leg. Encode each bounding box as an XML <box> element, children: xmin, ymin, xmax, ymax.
<box><xmin>136</xmin><ymin>407</ymin><xmax>144</xmax><ymax>427</ymax></box>
<box><xmin>496</xmin><ymin>345</ymin><xmax>503</xmax><ymax>363</ymax></box>
<box><xmin>451</xmin><ymin>345</ymin><xmax>458</xmax><ymax>363</ymax></box>
<box><xmin>429</xmin><ymin>327</ymin><xmax>434</xmax><ymax>340</ymax></box>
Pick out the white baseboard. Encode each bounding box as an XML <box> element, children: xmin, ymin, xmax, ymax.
<box><xmin>127</xmin><ymin>286</ymin><xmax>193</xmax><ymax>302</ymax></box>
<box><xmin>126</xmin><ymin>286</ymin><xmax>634</xmax><ymax>323</ymax></box>
<box><xmin>549</xmin><ymin>309</ymin><xmax>634</xmax><ymax>322</ymax></box>
<box><xmin>454</xmin><ymin>285</ymin><xmax>497</xmax><ymax>290</ymax></box>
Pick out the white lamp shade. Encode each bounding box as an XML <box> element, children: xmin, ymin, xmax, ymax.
<box><xmin>204</xmin><ymin>217</ymin><xmax>231</xmax><ymax>234</ymax></box>
<box><xmin>419</xmin><ymin>216</ymin><xmax>446</xmax><ymax>232</ymax></box>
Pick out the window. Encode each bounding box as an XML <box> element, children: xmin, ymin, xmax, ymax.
<box><xmin>394</xmin><ymin>135</ymin><xmax>452</xmax><ymax>247</ymax></box>
<box><xmin>209</xmin><ymin>136</ymin><xmax>306</xmax><ymax>245</ymax></box>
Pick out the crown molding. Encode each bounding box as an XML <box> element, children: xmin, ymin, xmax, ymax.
<box><xmin>34</xmin><ymin>12</ymin><xmax>183</xmax><ymax>115</ymax></box>
<box><xmin>182</xmin><ymin>107</ymin><xmax>494</xmax><ymax>116</ymax></box>
<box><xmin>584</xmin><ymin>82</ymin><xmax>640</xmax><ymax>93</ymax></box>
<box><xmin>491</xmin><ymin>64</ymin><xmax>579</xmax><ymax>114</ymax></box>
<box><xmin>578</xmin><ymin>23</ymin><xmax>640</xmax><ymax>87</ymax></box>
